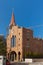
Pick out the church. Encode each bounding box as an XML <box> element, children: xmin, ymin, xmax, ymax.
<box><xmin>6</xmin><ymin>12</ymin><xmax>43</xmax><ymax>62</ymax></box>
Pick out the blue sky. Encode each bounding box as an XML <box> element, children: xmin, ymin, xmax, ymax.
<box><xmin>0</xmin><ymin>0</ymin><xmax>43</xmax><ymax>38</ymax></box>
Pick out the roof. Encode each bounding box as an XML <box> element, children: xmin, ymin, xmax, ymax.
<box><xmin>9</xmin><ymin>12</ymin><xmax>16</xmax><ymax>27</ymax></box>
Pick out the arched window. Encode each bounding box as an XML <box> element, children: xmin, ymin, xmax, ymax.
<box><xmin>18</xmin><ymin>52</ymin><xmax>21</xmax><ymax>61</ymax></box>
<box><xmin>11</xmin><ymin>35</ymin><xmax>16</xmax><ymax>47</ymax></box>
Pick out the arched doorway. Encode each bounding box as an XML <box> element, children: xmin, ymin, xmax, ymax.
<box><xmin>18</xmin><ymin>52</ymin><xmax>21</xmax><ymax>61</ymax></box>
<box><xmin>10</xmin><ymin>51</ymin><xmax>17</xmax><ymax>61</ymax></box>
<box><xmin>8</xmin><ymin>53</ymin><xmax>9</xmax><ymax>59</ymax></box>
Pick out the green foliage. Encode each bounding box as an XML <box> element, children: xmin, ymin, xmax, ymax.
<box><xmin>25</xmin><ymin>51</ymin><xmax>43</xmax><ymax>58</ymax></box>
<box><xmin>0</xmin><ymin>36</ymin><xmax>6</xmax><ymax>56</ymax></box>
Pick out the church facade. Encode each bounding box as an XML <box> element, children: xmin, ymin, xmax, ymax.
<box><xmin>6</xmin><ymin>12</ymin><xmax>43</xmax><ymax>62</ymax></box>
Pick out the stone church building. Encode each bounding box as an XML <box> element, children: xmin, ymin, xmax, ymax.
<box><xmin>6</xmin><ymin>12</ymin><xmax>43</xmax><ymax>62</ymax></box>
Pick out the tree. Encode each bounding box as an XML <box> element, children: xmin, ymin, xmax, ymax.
<box><xmin>0</xmin><ymin>35</ymin><xmax>6</xmax><ymax>56</ymax></box>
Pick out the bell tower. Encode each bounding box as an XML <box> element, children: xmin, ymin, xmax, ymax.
<box><xmin>7</xmin><ymin>12</ymin><xmax>16</xmax><ymax>35</ymax></box>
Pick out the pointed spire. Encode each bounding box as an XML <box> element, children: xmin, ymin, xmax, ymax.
<box><xmin>9</xmin><ymin>12</ymin><xmax>16</xmax><ymax>28</ymax></box>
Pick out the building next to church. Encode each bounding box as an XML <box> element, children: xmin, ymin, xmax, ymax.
<box><xmin>6</xmin><ymin>12</ymin><xmax>43</xmax><ymax>62</ymax></box>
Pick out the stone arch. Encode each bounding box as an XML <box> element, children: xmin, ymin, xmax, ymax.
<box><xmin>10</xmin><ymin>51</ymin><xmax>17</xmax><ymax>61</ymax></box>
